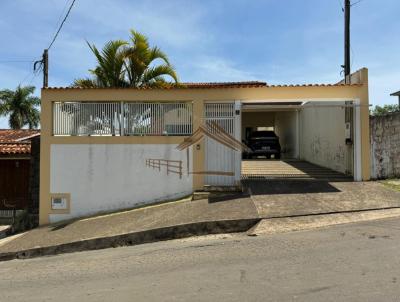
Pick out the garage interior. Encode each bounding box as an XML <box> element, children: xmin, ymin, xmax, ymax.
<box><xmin>241</xmin><ymin>101</ymin><xmax>355</xmax><ymax>181</ymax></box>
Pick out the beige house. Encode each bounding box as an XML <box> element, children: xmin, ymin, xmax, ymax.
<box><xmin>39</xmin><ymin>68</ymin><xmax>370</xmax><ymax>225</ymax></box>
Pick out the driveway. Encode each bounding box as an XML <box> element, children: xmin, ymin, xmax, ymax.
<box><xmin>241</xmin><ymin>159</ymin><xmax>352</xmax><ymax>181</ymax></box>
<box><xmin>244</xmin><ymin>179</ymin><xmax>400</xmax><ymax>218</ymax></box>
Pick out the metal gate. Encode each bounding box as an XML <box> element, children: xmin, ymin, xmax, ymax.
<box><xmin>204</xmin><ymin>102</ymin><xmax>241</xmax><ymax>186</ymax></box>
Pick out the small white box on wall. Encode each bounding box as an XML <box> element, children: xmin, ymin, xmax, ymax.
<box><xmin>51</xmin><ymin>196</ymin><xmax>68</xmax><ymax>210</ymax></box>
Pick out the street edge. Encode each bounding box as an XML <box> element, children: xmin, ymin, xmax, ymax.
<box><xmin>0</xmin><ymin>218</ymin><xmax>261</xmax><ymax>262</ymax></box>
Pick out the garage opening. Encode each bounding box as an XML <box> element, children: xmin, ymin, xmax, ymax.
<box><xmin>241</xmin><ymin>101</ymin><xmax>358</xmax><ymax>181</ymax></box>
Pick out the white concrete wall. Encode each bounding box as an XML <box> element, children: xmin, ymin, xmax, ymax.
<box><xmin>299</xmin><ymin>102</ymin><xmax>351</xmax><ymax>174</ymax></box>
<box><xmin>241</xmin><ymin>112</ymin><xmax>275</xmax><ymax>140</ymax></box>
<box><xmin>274</xmin><ymin>111</ymin><xmax>299</xmax><ymax>159</ymax></box>
<box><xmin>49</xmin><ymin>144</ymin><xmax>192</xmax><ymax>223</ymax></box>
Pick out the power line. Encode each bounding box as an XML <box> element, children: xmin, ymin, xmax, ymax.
<box><xmin>47</xmin><ymin>0</ymin><xmax>77</xmax><ymax>50</ymax></box>
<box><xmin>53</xmin><ymin>0</ymin><xmax>72</xmax><ymax>34</ymax></box>
<box><xmin>3</xmin><ymin>0</ymin><xmax>77</xmax><ymax>88</ymax></box>
<box><xmin>337</xmin><ymin>0</ymin><xmax>344</xmax><ymax>12</ymax></box>
<box><xmin>0</xmin><ymin>59</ymin><xmax>36</xmax><ymax>63</ymax></box>
<box><xmin>351</xmin><ymin>0</ymin><xmax>366</xmax><ymax>7</ymax></box>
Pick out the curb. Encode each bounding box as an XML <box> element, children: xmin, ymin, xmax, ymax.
<box><xmin>249</xmin><ymin>208</ymin><xmax>400</xmax><ymax>236</ymax></box>
<box><xmin>0</xmin><ymin>226</ymin><xmax>11</xmax><ymax>240</ymax></box>
<box><xmin>0</xmin><ymin>218</ymin><xmax>260</xmax><ymax>262</ymax></box>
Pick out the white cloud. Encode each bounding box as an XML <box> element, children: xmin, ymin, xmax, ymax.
<box><xmin>73</xmin><ymin>0</ymin><xmax>210</xmax><ymax>49</ymax></box>
<box><xmin>185</xmin><ymin>56</ymin><xmax>259</xmax><ymax>82</ymax></box>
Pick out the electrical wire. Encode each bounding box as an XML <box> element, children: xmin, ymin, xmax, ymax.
<box><xmin>337</xmin><ymin>0</ymin><xmax>344</xmax><ymax>12</ymax></box>
<box><xmin>351</xmin><ymin>0</ymin><xmax>366</xmax><ymax>7</ymax></box>
<box><xmin>0</xmin><ymin>59</ymin><xmax>35</xmax><ymax>63</ymax></box>
<box><xmin>53</xmin><ymin>0</ymin><xmax>72</xmax><ymax>35</ymax></box>
<box><xmin>47</xmin><ymin>0</ymin><xmax>77</xmax><ymax>50</ymax></box>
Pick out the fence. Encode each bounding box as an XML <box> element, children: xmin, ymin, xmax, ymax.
<box><xmin>145</xmin><ymin>159</ymin><xmax>183</xmax><ymax>178</ymax></box>
<box><xmin>53</xmin><ymin>102</ymin><xmax>193</xmax><ymax>136</ymax></box>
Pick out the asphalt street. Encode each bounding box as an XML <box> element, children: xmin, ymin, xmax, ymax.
<box><xmin>1</xmin><ymin>217</ymin><xmax>400</xmax><ymax>302</ymax></box>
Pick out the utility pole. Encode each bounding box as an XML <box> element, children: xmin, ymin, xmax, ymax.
<box><xmin>43</xmin><ymin>49</ymin><xmax>48</xmax><ymax>88</ymax></box>
<box><xmin>33</xmin><ymin>49</ymin><xmax>49</xmax><ymax>88</ymax></box>
<box><xmin>344</xmin><ymin>0</ymin><xmax>351</xmax><ymax>84</ymax></box>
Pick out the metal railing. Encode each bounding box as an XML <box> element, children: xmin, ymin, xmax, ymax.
<box><xmin>125</xmin><ymin>102</ymin><xmax>192</xmax><ymax>136</ymax></box>
<box><xmin>53</xmin><ymin>102</ymin><xmax>193</xmax><ymax>136</ymax></box>
<box><xmin>145</xmin><ymin>159</ymin><xmax>183</xmax><ymax>178</ymax></box>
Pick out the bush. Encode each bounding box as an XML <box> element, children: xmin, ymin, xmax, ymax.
<box><xmin>370</xmin><ymin>104</ymin><xmax>400</xmax><ymax>116</ymax></box>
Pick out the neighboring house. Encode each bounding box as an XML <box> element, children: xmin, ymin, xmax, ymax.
<box><xmin>0</xmin><ymin>130</ymin><xmax>40</xmax><ymax>214</ymax></box>
<box><xmin>39</xmin><ymin>68</ymin><xmax>370</xmax><ymax>225</ymax></box>
<box><xmin>390</xmin><ymin>90</ymin><xmax>400</xmax><ymax>106</ymax></box>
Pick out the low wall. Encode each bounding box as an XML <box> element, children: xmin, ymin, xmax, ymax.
<box><xmin>370</xmin><ymin>112</ymin><xmax>400</xmax><ymax>179</ymax></box>
<box><xmin>49</xmin><ymin>144</ymin><xmax>193</xmax><ymax>223</ymax></box>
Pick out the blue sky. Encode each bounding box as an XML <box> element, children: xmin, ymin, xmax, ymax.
<box><xmin>1</xmin><ymin>0</ymin><xmax>399</xmax><ymax>128</ymax></box>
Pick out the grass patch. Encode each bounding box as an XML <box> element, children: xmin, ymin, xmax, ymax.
<box><xmin>381</xmin><ymin>179</ymin><xmax>400</xmax><ymax>192</ymax></box>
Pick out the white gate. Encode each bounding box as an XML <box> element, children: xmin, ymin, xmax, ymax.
<box><xmin>204</xmin><ymin>102</ymin><xmax>241</xmax><ymax>186</ymax></box>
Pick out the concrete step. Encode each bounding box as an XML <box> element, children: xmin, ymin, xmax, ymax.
<box><xmin>203</xmin><ymin>185</ymin><xmax>242</xmax><ymax>193</ymax></box>
<box><xmin>0</xmin><ymin>226</ymin><xmax>11</xmax><ymax>239</ymax></box>
<box><xmin>192</xmin><ymin>191</ymin><xmax>210</xmax><ymax>201</ymax></box>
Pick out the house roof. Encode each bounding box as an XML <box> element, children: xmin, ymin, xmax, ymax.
<box><xmin>0</xmin><ymin>129</ymin><xmax>40</xmax><ymax>155</ymax></box>
<box><xmin>43</xmin><ymin>80</ymin><xmax>361</xmax><ymax>90</ymax></box>
<box><xmin>182</xmin><ymin>81</ymin><xmax>267</xmax><ymax>88</ymax></box>
<box><xmin>390</xmin><ymin>91</ymin><xmax>400</xmax><ymax>96</ymax></box>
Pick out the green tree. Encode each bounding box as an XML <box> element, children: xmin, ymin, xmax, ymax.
<box><xmin>73</xmin><ymin>30</ymin><xmax>178</xmax><ymax>88</ymax></box>
<box><xmin>370</xmin><ymin>104</ymin><xmax>400</xmax><ymax>116</ymax></box>
<box><xmin>0</xmin><ymin>85</ymin><xmax>40</xmax><ymax>129</ymax></box>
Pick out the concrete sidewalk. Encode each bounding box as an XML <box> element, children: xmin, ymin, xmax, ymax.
<box><xmin>0</xmin><ymin>195</ymin><xmax>258</xmax><ymax>256</ymax></box>
<box><xmin>0</xmin><ymin>180</ymin><xmax>399</xmax><ymax>260</ymax></box>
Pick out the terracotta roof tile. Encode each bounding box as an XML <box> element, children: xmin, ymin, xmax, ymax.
<box><xmin>182</xmin><ymin>81</ymin><xmax>267</xmax><ymax>88</ymax></box>
<box><xmin>44</xmin><ymin>81</ymin><xmax>268</xmax><ymax>90</ymax></box>
<box><xmin>0</xmin><ymin>143</ymin><xmax>31</xmax><ymax>155</ymax></box>
<box><xmin>266</xmin><ymin>83</ymin><xmax>362</xmax><ymax>88</ymax></box>
<box><xmin>0</xmin><ymin>129</ymin><xmax>40</xmax><ymax>143</ymax></box>
<box><xmin>44</xmin><ymin>80</ymin><xmax>362</xmax><ymax>90</ymax></box>
<box><xmin>0</xmin><ymin>130</ymin><xmax>40</xmax><ymax>155</ymax></box>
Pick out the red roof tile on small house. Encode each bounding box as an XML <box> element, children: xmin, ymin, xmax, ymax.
<box><xmin>0</xmin><ymin>129</ymin><xmax>40</xmax><ymax>155</ymax></box>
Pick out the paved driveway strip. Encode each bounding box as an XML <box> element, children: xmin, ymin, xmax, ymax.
<box><xmin>245</xmin><ymin>180</ymin><xmax>400</xmax><ymax>218</ymax></box>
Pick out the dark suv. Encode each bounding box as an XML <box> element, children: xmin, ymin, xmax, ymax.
<box><xmin>243</xmin><ymin>131</ymin><xmax>281</xmax><ymax>159</ymax></box>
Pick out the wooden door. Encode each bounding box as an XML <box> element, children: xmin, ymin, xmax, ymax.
<box><xmin>0</xmin><ymin>159</ymin><xmax>30</xmax><ymax>209</ymax></box>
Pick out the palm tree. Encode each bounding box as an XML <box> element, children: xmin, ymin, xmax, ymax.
<box><xmin>73</xmin><ymin>30</ymin><xmax>178</xmax><ymax>88</ymax></box>
<box><xmin>123</xmin><ymin>30</ymin><xmax>178</xmax><ymax>88</ymax></box>
<box><xmin>74</xmin><ymin>39</ymin><xmax>129</xmax><ymax>88</ymax></box>
<box><xmin>0</xmin><ymin>85</ymin><xmax>40</xmax><ymax>129</ymax></box>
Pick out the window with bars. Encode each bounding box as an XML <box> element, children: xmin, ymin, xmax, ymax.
<box><xmin>53</xmin><ymin>102</ymin><xmax>193</xmax><ymax>136</ymax></box>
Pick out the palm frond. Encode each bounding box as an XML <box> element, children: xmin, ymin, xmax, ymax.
<box><xmin>141</xmin><ymin>65</ymin><xmax>179</xmax><ymax>86</ymax></box>
<box><xmin>76</xmin><ymin>30</ymin><xmax>179</xmax><ymax>88</ymax></box>
<box><xmin>72</xmin><ymin>78</ymin><xmax>98</xmax><ymax>88</ymax></box>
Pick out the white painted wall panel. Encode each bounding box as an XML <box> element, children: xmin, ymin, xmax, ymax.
<box><xmin>299</xmin><ymin>102</ymin><xmax>352</xmax><ymax>174</ymax></box>
<box><xmin>50</xmin><ymin>144</ymin><xmax>192</xmax><ymax>223</ymax></box>
<box><xmin>274</xmin><ymin>111</ymin><xmax>299</xmax><ymax>159</ymax></box>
